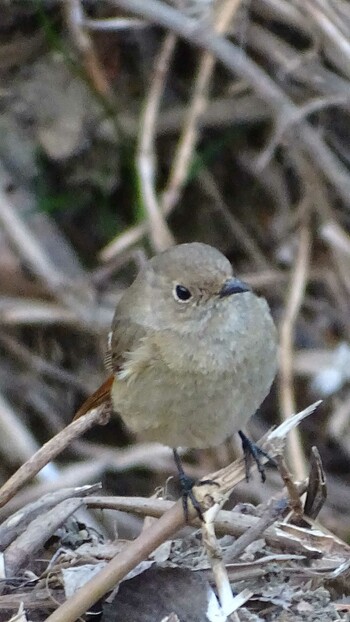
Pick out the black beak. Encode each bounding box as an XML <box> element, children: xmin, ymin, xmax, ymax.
<box><xmin>219</xmin><ymin>277</ymin><xmax>251</xmax><ymax>298</ymax></box>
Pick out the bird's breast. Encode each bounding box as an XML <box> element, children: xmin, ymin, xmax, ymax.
<box><xmin>111</xmin><ymin>295</ymin><xmax>277</xmax><ymax>449</ymax></box>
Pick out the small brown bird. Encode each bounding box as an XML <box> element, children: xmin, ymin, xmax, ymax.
<box><xmin>74</xmin><ymin>243</ymin><xmax>277</xmax><ymax>502</ymax></box>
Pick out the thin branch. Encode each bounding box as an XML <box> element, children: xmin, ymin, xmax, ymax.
<box><xmin>161</xmin><ymin>0</ymin><xmax>242</xmax><ymax>215</ymax></box>
<box><xmin>82</xmin><ymin>17</ymin><xmax>145</xmax><ymax>31</ymax></box>
<box><xmin>304</xmin><ymin>0</ymin><xmax>350</xmax><ymax>79</ymax></box>
<box><xmin>0</xmin><ymin>184</ymin><xmax>98</xmax><ymax>329</ymax></box>
<box><xmin>201</xmin><ymin>504</ymin><xmax>236</xmax><ymax>616</ymax></box>
<box><xmin>111</xmin><ymin>0</ymin><xmax>350</xmax><ymax>207</ymax></box>
<box><xmin>4</xmin><ymin>498</ymin><xmax>84</xmax><ymax>578</ymax></box>
<box><xmin>64</xmin><ymin>0</ymin><xmax>114</xmax><ymax>100</ymax></box>
<box><xmin>44</xmin><ymin>402</ymin><xmax>319</xmax><ymax>622</ymax></box>
<box><xmin>278</xmin><ymin>213</ymin><xmax>311</xmax><ymax>479</ymax></box>
<box><xmin>257</xmin><ymin>94</ymin><xmax>349</xmax><ymax>171</ymax></box>
<box><xmin>136</xmin><ymin>32</ymin><xmax>176</xmax><ymax>251</ymax></box>
<box><xmin>0</xmin><ymin>484</ymin><xmax>101</xmax><ymax>551</ymax></box>
<box><xmin>99</xmin><ymin>0</ymin><xmax>350</xmax><ymax>261</ymax></box>
<box><xmin>223</xmin><ymin>496</ymin><xmax>288</xmax><ymax>561</ymax></box>
<box><xmin>196</xmin><ymin>169</ymin><xmax>270</xmax><ymax>270</ymax></box>
<box><xmin>0</xmin><ymin>407</ymin><xmax>109</xmax><ymax>510</ymax></box>
<box><xmin>0</xmin><ymin>298</ymin><xmax>95</xmax><ymax>330</ymax></box>
<box><xmin>45</xmin><ymin>500</ymin><xmax>186</xmax><ymax>622</ymax></box>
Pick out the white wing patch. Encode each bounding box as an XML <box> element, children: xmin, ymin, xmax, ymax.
<box><xmin>104</xmin><ymin>331</ymin><xmax>113</xmax><ymax>371</ymax></box>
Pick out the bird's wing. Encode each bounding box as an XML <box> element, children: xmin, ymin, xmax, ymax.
<box><xmin>109</xmin><ymin>317</ymin><xmax>148</xmax><ymax>374</ymax></box>
<box><xmin>73</xmin><ymin>318</ymin><xmax>147</xmax><ymax>421</ymax></box>
<box><xmin>72</xmin><ymin>375</ymin><xmax>114</xmax><ymax>420</ymax></box>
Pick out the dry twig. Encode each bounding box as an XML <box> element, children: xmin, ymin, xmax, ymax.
<box><xmin>64</xmin><ymin>0</ymin><xmax>115</xmax><ymax>101</ymax></box>
<box><xmin>161</xmin><ymin>0</ymin><xmax>242</xmax><ymax>214</ymax></box>
<box><xmin>109</xmin><ymin>0</ymin><xmax>350</xmax><ymax>207</ymax></box>
<box><xmin>0</xmin><ymin>407</ymin><xmax>109</xmax><ymax>510</ymax></box>
<box><xmin>0</xmin><ymin>484</ymin><xmax>101</xmax><ymax>551</ymax></box>
<box><xmin>99</xmin><ymin>0</ymin><xmax>350</xmax><ymax>262</ymax></box>
<box><xmin>278</xmin><ymin>212</ymin><xmax>311</xmax><ymax>479</ymax></box>
<box><xmin>44</xmin><ymin>402</ymin><xmax>319</xmax><ymax>622</ymax></box>
<box><xmin>136</xmin><ymin>31</ymin><xmax>176</xmax><ymax>251</ymax></box>
<box><xmin>223</xmin><ymin>496</ymin><xmax>288</xmax><ymax>561</ymax></box>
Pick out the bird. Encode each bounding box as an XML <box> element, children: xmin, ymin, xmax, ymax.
<box><xmin>73</xmin><ymin>243</ymin><xmax>278</xmax><ymax>514</ymax></box>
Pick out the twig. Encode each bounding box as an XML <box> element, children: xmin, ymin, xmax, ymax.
<box><xmin>321</xmin><ymin>220</ymin><xmax>350</xmax><ymax>258</ymax></box>
<box><xmin>0</xmin><ymin>190</ymin><xmax>68</xmax><ymax>298</ymax></box>
<box><xmin>7</xmin><ymin>603</ymin><xmax>27</xmax><ymax>622</ymax></box>
<box><xmin>257</xmin><ymin>94</ymin><xmax>349</xmax><ymax>171</ymax></box>
<box><xmin>100</xmin><ymin>222</ymin><xmax>147</xmax><ymax>263</ymax></box>
<box><xmin>303</xmin><ymin>0</ymin><xmax>350</xmax><ymax>79</ymax></box>
<box><xmin>0</xmin><ymin>333</ymin><xmax>87</xmax><ymax>391</ymax></box>
<box><xmin>252</xmin><ymin>0</ymin><xmax>308</xmax><ymax>33</ymax></box>
<box><xmin>0</xmin><ymin>298</ymin><xmax>97</xmax><ymax>330</ymax></box>
<box><xmin>201</xmin><ymin>503</ymin><xmax>236</xmax><ymax>615</ymax></box>
<box><xmin>274</xmin><ymin>454</ymin><xmax>303</xmax><ymax>519</ymax></box>
<box><xmin>303</xmin><ymin>446</ymin><xmax>327</xmax><ymax>520</ymax></box>
<box><xmin>98</xmin><ymin>92</ymin><xmax>269</xmax><ymax>141</ymax></box>
<box><xmin>320</xmin><ymin>220</ymin><xmax>350</xmax><ymax>298</ymax></box>
<box><xmin>136</xmin><ymin>32</ymin><xmax>176</xmax><ymax>251</ymax></box>
<box><xmin>86</xmin><ymin>486</ymin><xmax>328</xmax><ymax>557</ymax></box>
<box><xmin>4</xmin><ymin>498</ymin><xmax>84</xmax><ymax>578</ymax></box>
<box><xmin>98</xmin><ymin>92</ymin><xmax>272</xmax><ymax>261</ymax></box>
<box><xmin>0</xmin><ymin>444</ymin><xmax>172</xmax><ymax>523</ymax></box>
<box><xmin>196</xmin><ymin>169</ymin><xmax>270</xmax><ymax>270</ymax></box>
<box><xmin>45</xmin><ymin>500</ymin><xmax>186</xmax><ymax>622</ymax></box>
<box><xmin>82</xmin><ymin>17</ymin><xmax>145</xmax><ymax>31</ymax></box>
<box><xmin>111</xmin><ymin>0</ymin><xmax>350</xmax><ymax>207</ymax></box>
<box><xmin>45</xmin><ymin>402</ymin><xmax>319</xmax><ymax>622</ymax></box>
<box><xmin>161</xmin><ymin>0</ymin><xmax>242</xmax><ymax>215</ymax></box>
<box><xmin>278</xmin><ymin>212</ymin><xmax>311</xmax><ymax>479</ymax></box>
<box><xmin>0</xmin><ymin>185</ymin><xmax>97</xmax><ymax>329</ymax></box>
<box><xmin>99</xmin><ymin>0</ymin><xmax>350</xmax><ymax>260</ymax></box>
<box><xmin>196</xmin><ymin>403</ymin><xmax>320</xmax><ymax>500</ymax></box>
<box><xmin>156</xmin><ymin>91</ymin><xmax>270</xmax><ymax>131</ymax></box>
<box><xmin>294</xmin><ymin>156</ymin><xmax>350</xmax><ymax>331</ymax></box>
<box><xmin>0</xmin><ymin>484</ymin><xmax>101</xmax><ymax>551</ymax></box>
<box><xmin>0</xmin><ymin>464</ymin><xmax>108</xmax><ymax>524</ymax></box>
<box><xmin>64</xmin><ymin>0</ymin><xmax>114</xmax><ymax>100</ymax></box>
<box><xmin>223</xmin><ymin>496</ymin><xmax>288</xmax><ymax>561</ymax></box>
<box><xmin>0</xmin><ymin>407</ymin><xmax>109</xmax><ymax>510</ymax></box>
<box><xmin>246</xmin><ymin>21</ymin><xmax>350</xmax><ymax>100</ymax></box>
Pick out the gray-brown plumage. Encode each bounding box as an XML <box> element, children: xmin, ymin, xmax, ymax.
<box><xmin>100</xmin><ymin>242</ymin><xmax>278</xmax><ymax>449</ymax></box>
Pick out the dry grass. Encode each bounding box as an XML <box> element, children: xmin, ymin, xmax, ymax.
<box><xmin>1</xmin><ymin>0</ymin><xmax>350</xmax><ymax>619</ymax></box>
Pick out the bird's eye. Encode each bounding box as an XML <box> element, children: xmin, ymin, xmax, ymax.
<box><xmin>173</xmin><ymin>284</ymin><xmax>192</xmax><ymax>302</ymax></box>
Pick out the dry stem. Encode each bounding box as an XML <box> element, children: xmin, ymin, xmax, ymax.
<box><xmin>64</xmin><ymin>0</ymin><xmax>114</xmax><ymax>101</ymax></box>
<box><xmin>279</xmin><ymin>216</ymin><xmax>311</xmax><ymax>479</ymax></box>
<box><xmin>0</xmin><ymin>407</ymin><xmax>108</xmax><ymax>510</ymax></box>
<box><xmin>161</xmin><ymin>0</ymin><xmax>242</xmax><ymax>215</ymax></box>
<box><xmin>137</xmin><ymin>31</ymin><xmax>176</xmax><ymax>251</ymax></box>
<box><xmin>110</xmin><ymin>0</ymin><xmax>350</xmax><ymax>206</ymax></box>
<box><xmin>45</xmin><ymin>403</ymin><xmax>319</xmax><ymax>622</ymax></box>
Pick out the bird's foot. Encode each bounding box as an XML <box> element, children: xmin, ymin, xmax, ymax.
<box><xmin>173</xmin><ymin>449</ymin><xmax>218</xmax><ymax>522</ymax></box>
<box><xmin>238</xmin><ymin>430</ymin><xmax>276</xmax><ymax>483</ymax></box>
<box><xmin>178</xmin><ymin>471</ymin><xmax>203</xmax><ymax>522</ymax></box>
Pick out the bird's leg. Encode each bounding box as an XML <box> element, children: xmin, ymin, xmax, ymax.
<box><xmin>173</xmin><ymin>449</ymin><xmax>219</xmax><ymax>521</ymax></box>
<box><xmin>238</xmin><ymin>430</ymin><xmax>276</xmax><ymax>483</ymax></box>
<box><xmin>173</xmin><ymin>448</ymin><xmax>203</xmax><ymax>521</ymax></box>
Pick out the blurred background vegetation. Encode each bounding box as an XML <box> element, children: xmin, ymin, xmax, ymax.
<box><xmin>1</xmin><ymin>0</ymin><xmax>350</xmax><ymax>546</ymax></box>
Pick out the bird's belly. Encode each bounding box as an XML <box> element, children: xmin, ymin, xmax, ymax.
<box><xmin>112</xmin><ymin>361</ymin><xmax>272</xmax><ymax>449</ymax></box>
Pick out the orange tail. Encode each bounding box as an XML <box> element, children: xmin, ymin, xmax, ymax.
<box><xmin>73</xmin><ymin>375</ymin><xmax>114</xmax><ymax>420</ymax></box>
